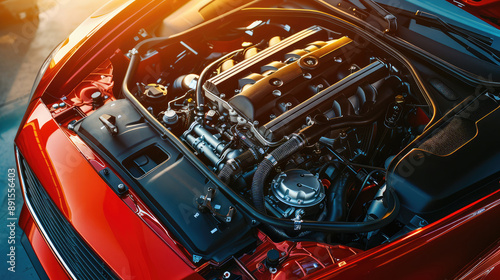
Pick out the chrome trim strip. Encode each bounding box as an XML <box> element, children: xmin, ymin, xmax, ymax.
<box><xmin>15</xmin><ymin>147</ymin><xmax>78</xmax><ymax>280</ymax></box>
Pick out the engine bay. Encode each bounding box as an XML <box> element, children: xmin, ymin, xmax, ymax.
<box><xmin>21</xmin><ymin>0</ymin><xmax>500</xmax><ymax>277</ymax></box>
<box><xmin>54</xmin><ymin>4</ymin><xmax>497</xmax><ymax>264</ymax></box>
<box><xmin>121</xmin><ymin>16</ymin><xmax>432</xmax><ymax>246</ymax></box>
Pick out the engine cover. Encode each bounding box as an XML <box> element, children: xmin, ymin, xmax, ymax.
<box><xmin>75</xmin><ymin>100</ymin><xmax>256</xmax><ymax>262</ymax></box>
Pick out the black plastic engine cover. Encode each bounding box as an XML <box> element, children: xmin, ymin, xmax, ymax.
<box><xmin>388</xmin><ymin>94</ymin><xmax>500</xmax><ymax>219</ymax></box>
<box><xmin>75</xmin><ymin>99</ymin><xmax>255</xmax><ymax>263</ymax></box>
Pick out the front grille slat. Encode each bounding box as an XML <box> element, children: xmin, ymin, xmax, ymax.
<box><xmin>19</xmin><ymin>154</ymin><xmax>119</xmax><ymax>280</ymax></box>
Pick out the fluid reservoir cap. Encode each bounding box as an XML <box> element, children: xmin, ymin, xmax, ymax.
<box><xmin>91</xmin><ymin>91</ymin><xmax>104</xmax><ymax>107</ymax></box>
<box><xmin>145</xmin><ymin>84</ymin><xmax>168</xmax><ymax>98</ymax></box>
<box><xmin>163</xmin><ymin>109</ymin><xmax>179</xmax><ymax>125</ymax></box>
<box><xmin>266</xmin><ymin>249</ymin><xmax>280</xmax><ymax>268</ymax></box>
<box><xmin>271</xmin><ymin>169</ymin><xmax>325</xmax><ymax>207</ymax></box>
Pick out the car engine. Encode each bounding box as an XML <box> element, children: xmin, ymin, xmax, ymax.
<box><xmin>60</xmin><ymin>8</ymin><xmax>442</xmax><ymax>263</ymax></box>
<box><xmin>124</xmin><ymin>18</ymin><xmax>430</xmax><ymax>241</ymax></box>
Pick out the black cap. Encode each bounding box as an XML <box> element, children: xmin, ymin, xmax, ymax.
<box><xmin>91</xmin><ymin>91</ymin><xmax>104</xmax><ymax>108</ymax></box>
<box><xmin>266</xmin><ymin>249</ymin><xmax>280</xmax><ymax>268</ymax></box>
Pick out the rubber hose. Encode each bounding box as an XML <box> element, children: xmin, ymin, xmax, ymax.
<box><xmin>251</xmin><ymin>135</ymin><xmax>304</xmax><ymax>212</ymax></box>
<box><xmin>218</xmin><ymin>149</ymin><xmax>262</xmax><ymax>184</ymax></box>
<box><xmin>326</xmin><ymin>172</ymin><xmax>350</xmax><ymax>222</ymax></box>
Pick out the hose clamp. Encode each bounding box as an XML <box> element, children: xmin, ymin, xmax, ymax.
<box><xmin>292</xmin><ymin>219</ymin><xmax>303</xmax><ymax>231</ymax></box>
<box><xmin>291</xmin><ymin>133</ymin><xmax>306</xmax><ymax>148</ymax></box>
<box><xmin>265</xmin><ymin>154</ymin><xmax>278</xmax><ymax>166</ymax></box>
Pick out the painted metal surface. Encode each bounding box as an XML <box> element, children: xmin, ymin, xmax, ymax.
<box><xmin>16</xmin><ymin>100</ymin><xmax>202</xmax><ymax>279</ymax></box>
<box><xmin>305</xmin><ymin>188</ymin><xmax>500</xmax><ymax>279</ymax></box>
<box><xmin>446</xmin><ymin>0</ymin><xmax>500</xmax><ymax>28</ymax></box>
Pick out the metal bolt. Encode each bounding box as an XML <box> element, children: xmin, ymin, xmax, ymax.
<box><xmin>304</xmin><ymin>56</ymin><xmax>318</xmax><ymax>66</ymax></box>
<box><xmin>117</xmin><ymin>184</ymin><xmax>126</xmax><ymax>192</ymax></box>
<box><xmin>270</xmin><ymin>78</ymin><xmax>283</xmax><ymax>87</ymax></box>
<box><xmin>272</xmin><ymin>90</ymin><xmax>282</xmax><ymax>97</ymax></box>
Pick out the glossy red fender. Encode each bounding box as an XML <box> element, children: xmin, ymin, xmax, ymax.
<box><xmin>446</xmin><ymin>0</ymin><xmax>500</xmax><ymax>28</ymax></box>
<box><xmin>232</xmin><ymin>187</ymin><xmax>500</xmax><ymax>279</ymax></box>
<box><xmin>304</xmin><ymin>187</ymin><xmax>500</xmax><ymax>279</ymax></box>
<box><xmin>16</xmin><ymin>100</ymin><xmax>202</xmax><ymax>279</ymax></box>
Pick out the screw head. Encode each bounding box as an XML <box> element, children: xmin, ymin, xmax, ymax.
<box><xmin>304</xmin><ymin>56</ymin><xmax>318</xmax><ymax>66</ymax></box>
<box><xmin>270</xmin><ymin>78</ymin><xmax>283</xmax><ymax>87</ymax></box>
<box><xmin>117</xmin><ymin>184</ymin><xmax>126</xmax><ymax>192</ymax></box>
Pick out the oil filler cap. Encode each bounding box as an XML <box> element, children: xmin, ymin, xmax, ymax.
<box><xmin>266</xmin><ymin>249</ymin><xmax>280</xmax><ymax>269</ymax></box>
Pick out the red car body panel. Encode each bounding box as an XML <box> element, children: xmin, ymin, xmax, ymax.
<box><xmin>447</xmin><ymin>0</ymin><xmax>500</xmax><ymax>28</ymax></box>
<box><xmin>456</xmin><ymin>239</ymin><xmax>500</xmax><ymax>280</ymax></box>
<box><xmin>306</xmin><ymin>188</ymin><xmax>500</xmax><ymax>279</ymax></box>
<box><xmin>14</xmin><ymin>1</ymin><xmax>500</xmax><ymax>279</ymax></box>
<box><xmin>16</xmin><ymin>101</ymin><xmax>202</xmax><ymax>279</ymax></box>
<box><xmin>19</xmin><ymin>206</ymin><xmax>69</xmax><ymax>279</ymax></box>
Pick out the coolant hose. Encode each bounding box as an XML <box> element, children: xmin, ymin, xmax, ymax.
<box><xmin>251</xmin><ymin>135</ymin><xmax>305</xmax><ymax>212</ymax></box>
<box><xmin>218</xmin><ymin>148</ymin><xmax>262</xmax><ymax>184</ymax></box>
<box><xmin>326</xmin><ymin>172</ymin><xmax>350</xmax><ymax>222</ymax></box>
